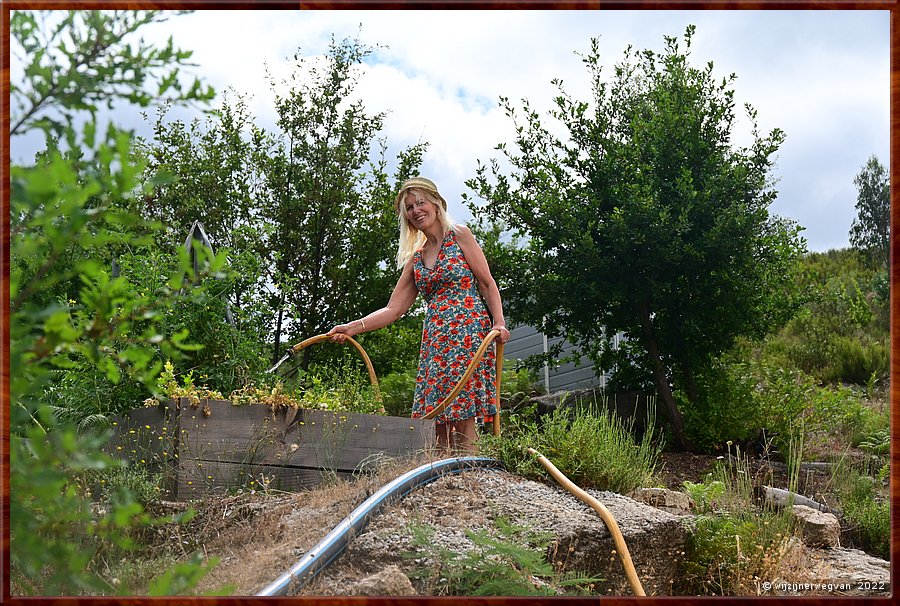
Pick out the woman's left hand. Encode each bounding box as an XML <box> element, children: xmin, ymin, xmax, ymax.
<box><xmin>492</xmin><ymin>325</ymin><xmax>511</xmax><ymax>343</ymax></box>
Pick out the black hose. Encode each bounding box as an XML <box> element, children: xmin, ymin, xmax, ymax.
<box><xmin>256</xmin><ymin>456</ymin><xmax>502</xmax><ymax>596</ymax></box>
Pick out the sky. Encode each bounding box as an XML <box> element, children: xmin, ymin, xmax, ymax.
<box><xmin>10</xmin><ymin>9</ymin><xmax>890</xmax><ymax>253</ymax></box>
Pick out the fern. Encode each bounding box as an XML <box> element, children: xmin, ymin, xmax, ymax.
<box><xmin>403</xmin><ymin>516</ymin><xmax>602</xmax><ymax>596</ymax></box>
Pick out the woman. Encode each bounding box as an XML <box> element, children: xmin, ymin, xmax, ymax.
<box><xmin>327</xmin><ymin>177</ymin><xmax>510</xmax><ymax>453</ymax></box>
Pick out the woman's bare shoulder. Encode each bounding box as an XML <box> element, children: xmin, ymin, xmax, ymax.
<box><xmin>452</xmin><ymin>223</ymin><xmax>474</xmax><ymax>240</ymax></box>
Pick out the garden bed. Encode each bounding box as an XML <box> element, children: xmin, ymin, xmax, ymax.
<box><xmin>109</xmin><ymin>398</ymin><xmax>435</xmax><ymax>500</ymax></box>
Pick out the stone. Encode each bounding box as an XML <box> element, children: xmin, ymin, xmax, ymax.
<box><xmin>808</xmin><ymin>547</ymin><xmax>890</xmax><ymax>595</ymax></box>
<box><xmin>792</xmin><ymin>504</ymin><xmax>841</xmax><ymax>548</ymax></box>
<box><xmin>627</xmin><ymin>488</ymin><xmax>694</xmax><ymax>514</ymax></box>
<box><xmin>350</xmin><ymin>565</ymin><xmax>416</xmax><ymax>596</ymax></box>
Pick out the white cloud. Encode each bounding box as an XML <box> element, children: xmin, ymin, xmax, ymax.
<box><xmin>10</xmin><ymin>8</ymin><xmax>889</xmax><ymax>251</ymax></box>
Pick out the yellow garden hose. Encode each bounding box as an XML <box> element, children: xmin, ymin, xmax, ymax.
<box><xmin>282</xmin><ymin>331</ymin><xmax>504</xmax><ymax>434</ymax></box>
<box><xmin>422</xmin><ymin>329</ymin><xmax>503</xmax><ymax>434</ymax></box>
<box><xmin>493</xmin><ymin>339</ymin><xmax>504</xmax><ymax>437</ymax></box>
<box><xmin>528</xmin><ymin>447</ymin><xmax>646</xmax><ymax>596</ymax></box>
<box><xmin>288</xmin><ymin>334</ymin><xmax>384</xmax><ymax>410</ymax></box>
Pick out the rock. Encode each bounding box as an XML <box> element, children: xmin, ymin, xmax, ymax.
<box><xmin>350</xmin><ymin>565</ymin><xmax>416</xmax><ymax>596</ymax></box>
<box><xmin>320</xmin><ymin>469</ymin><xmax>691</xmax><ymax>596</ymax></box>
<box><xmin>808</xmin><ymin>547</ymin><xmax>891</xmax><ymax>595</ymax></box>
<box><xmin>627</xmin><ymin>488</ymin><xmax>694</xmax><ymax>514</ymax></box>
<box><xmin>792</xmin><ymin>504</ymin><xmax>841</xmax><ymax>548</ymax></box>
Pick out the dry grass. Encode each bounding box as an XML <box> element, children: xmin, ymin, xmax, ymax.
<box><xmin>148</xmin><ymin>448</ymin><xmax>448</xmax><ymax>595</ymax></box>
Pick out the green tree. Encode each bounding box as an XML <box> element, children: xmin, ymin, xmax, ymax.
<box><xmin>256</xmin><ymin>35</ymin><xmax>426</xmax><ymax>366</ymax></box>
<box><xmin>134</xmin><ymin>96</ymin><xmax>274</xmax><ymax>393</ymax></box>
<box><xmin>466</xmin><ymin>27</ymin><xmax>806</xmax><ymax>451</ymax></box>
<box><xmin>849</xmin><ymin>155</ymin><xmax>890</xmax><ymax>269</ymax></box>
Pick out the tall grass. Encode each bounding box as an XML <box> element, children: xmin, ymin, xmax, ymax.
<box><xmin>678</xmin><ymin>444</ymin><xmax>797</xmax><ymax>596</ymax></box>
<box><xmin>478</xmin><ymin>395</ymin><xmax>661</xmax><ymax>494</ymax></box>
<box><xmin>829</xmin><ymin>452</ymin><xmax>890</xmax><ymax>559</ymax></box>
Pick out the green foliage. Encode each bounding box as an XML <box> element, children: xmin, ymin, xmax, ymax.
<box><xmin>676</xmin><ymin>329</ymin><xmax>883</xmax><ymax>457</ymax></box>
<box><xmin>10</xmin><ymin>421</ymin><xmax>212</xmax><ymax>596</ymax></box>
<box><xmin>501</xmin><ymin>363</ymin><xmax>543</xmax><ymax>406</ymax></box>
<box><xmin>677</xmin><ymin>450</ymin><xmax>796</xmax><ymax>596</ymax></box>
<box><xmin>830</xmin><ymin>458</ymin><xmax>890</xmax><ymax>560</ymax></box>
<box><xmin>153</xmin><ymin>360</ymin><xmax>225</xmax><ymax>403</ymax></box>
<box><xmin>683</xmin><ymin>243</ymin><xmax>890</xmax><ymax>458</ymax></box>
<box><xmin>822</xmin><ymin>336</ymin><xmax>888</xmax><ymax>386</ymax></box>
<box><xmin>479</xmin><ymin>399</ymin><xmax>662</xmax><ymax>493</ymax></box>
<box><xmin>466</xmin><ymin>25</ymin><xmax>805</xmax><ymax>450</ymax></box>
<box><xmin>11</xmin><ymin>10</ymin><xmax>214</xmax><ymax>142</ymax></box>
<box><xmin>10</xmin><ymin>9</ymin><xmax>220</xmax><ymax>595</ymax></box>
<box><xmin>11</xmin><ymin>426</ymin><xmax>133</xmax><ymax>595</ymax></box>
<box><xmin>379</xmin><ymin>367</ymin><xmax>418</xmax><ymax>417</ymax></box>
<box><xmin>405</xmin><ymin>517</ymin><xmax>601</xmax><ymax>596</ymax></box>
<box><xmin>849</xmin><ymin>155</ymin><xmax>890</xmax><ymax>269</ymax></box>
<box><xmin>295</xmin><ymin>359</ymin><xmax>382</xmax><ymax>414</ymax></box>
<box><xmin>146</xmin><ymin>552</ymin><xmax>231</xmax><ymax>596</ymax></box>
<box><xmin>354</xmin><ymin>314</ymin><xmax>424</xmax><ymax>377</ymax></box>
<box><xmin>81</xmin><ymin>460</ymin><xmax>165</xmax><ymax>507</ymax></box>
<box><xmin>856</xmin><ymin>428</ymin><xmax>890</xmax><ymax>456</ymax></box>
<box><xmin>773</xmin><ymin>248</ymin><xmax>888</xmax><ymax>386</ymax></box>
<box><xmin>679</xmin><ymin>511</ymin><xmax>793</xmax><ymax>596</ymax></box>
<box><xmin>682</xmin><ymin>480</ymin><xmax>725</xmax><ymax>514</ymax></box>
<box><xmin>135</xmin><ymin>96</ymin><xmax>276</xmax><ymax>386</ymax></box>
<box><xmin>677</xmin><ymin>353</ymin><xmax>760</xmax><ymax>452</ymax></box>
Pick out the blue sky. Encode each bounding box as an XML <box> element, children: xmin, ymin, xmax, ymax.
<box><xmin>10</xmin><ymin>9</ymin><xmax>889</xmax><ymax>253</ymax></box>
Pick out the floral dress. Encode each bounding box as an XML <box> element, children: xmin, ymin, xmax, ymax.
<box><xmin>412</xmin><ymin>228</ymin><xmax>497</xmax><ymax>425</ymax></box>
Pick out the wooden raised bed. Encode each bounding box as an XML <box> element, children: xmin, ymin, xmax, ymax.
<box><xmin>108</xmin><ymin>398</ymin><xmax>435</xmax><ymax>500</ymax></box>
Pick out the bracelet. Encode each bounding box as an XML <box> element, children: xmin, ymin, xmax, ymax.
<box><xmin>358</xmin><ymin>319</ymin><xmax>366</xmax><ymax>331</ymax></box>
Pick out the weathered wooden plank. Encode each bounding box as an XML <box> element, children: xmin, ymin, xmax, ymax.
<box><xmin>173</xmin><ymin>458</ymin><xmax>355</xmax><ymax>499</ymax></box>
<box><xmin>176</xmin><ymin>402</ymin><xmax>434</xmax><ymax>470</ymax></box>
<box><xmin>106</xmin><ymin>403</ymin><xmax>178</xmax><ymax>469</ymax></box>
<box><xmin>174</xmin><ymin>399</ymin><xmax>284</xmax><ymax>465</ymax></box>
<box><xmin>111</xmin><ymin>399</ymin><xmax>436</xmax><ymax>499</ymax></box>
<box><xmin>276</xmin><ymin>409</ymin><xmax>434</xmax><ymax>471</ymax></box>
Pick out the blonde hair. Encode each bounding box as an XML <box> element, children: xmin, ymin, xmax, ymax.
<box><xmin>396</xmin><ymin>188</ymin><xmax>455</xmax><ymax>269</ymax></box>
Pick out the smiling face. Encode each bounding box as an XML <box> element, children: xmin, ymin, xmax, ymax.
<box><xmin>403</xmin><ymin>188</ymin><xmax>439</xmax><ymax>231</ymax></box>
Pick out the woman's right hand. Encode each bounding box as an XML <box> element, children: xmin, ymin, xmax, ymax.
<box><xmin>327</xmin><ymin>321</ymin><xmax>360</xmax><ymax>344</ymax></box>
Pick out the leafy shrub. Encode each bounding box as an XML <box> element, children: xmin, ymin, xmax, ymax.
<box><xmin>773</xmin><ymin>253</ymin><xmax>888</xmax><ymax>386</ymax></box>
<box><xmin>10</xmin><ymin>422</ymin><xmax>215</xmax><ymax>596</ymax></box>
<box><xmin>354</xmin><ymin>314</ymin><xmax>424</xmax><ymax>377</ymax></box>
<box><xmin>479</xmin><ymin>399</ymin><xmax>662</xmax><ymax>494</ymax></box>
<box><xmin>679</xmin><ymin>338</ymin><xmax>879</xmax><ymax>459</ymax></box>
<box><xmin>379</xmin><ymin>367</ymin><xmax>417</xmax><ymax>417</ymax></box>
<box><xmin>501</xmin><ymin>363</ymin><xmax>543</xmax><ymax>407</ymax></box>
<box><xmin>80</xmin><ymin>463</ymin><xmax>165</xmax><ymax>508</ymax></box>
<box><xmin>682</xmin><ymin>480</ymin><xmax>726</xmax><ymax>514</ymax></box>
<box><xmin>297</xmin><ymin>359</ymin><xmax>381</xmax><ymax>414</ymax></box>
<box><xmin>678</xmin><ymin>357</ymin><xmax>759</xmax><ymax>452</ymax></box>
<box><xmin>9</xmin><ymin>9</ymin><xmax>226</xmax><ymax>595</ymax></box>
<box><xmin>679</xmin><ymin>511</ymin><xmax>794</xmax><ymax>596</ymax></box>
<box><xmin>821</xmin><ymin>335</ymin><xmax>889</xmax><ymax>386</ymax></box>
<box><xmin>856</xmin><ymin>428</ymin><xmax>890</xmax><ymax>456</ymax></box>
<box><xmin>843</xmin><ymin>497</ymin><xmax>890</xmax><ymax>560</ymax></box>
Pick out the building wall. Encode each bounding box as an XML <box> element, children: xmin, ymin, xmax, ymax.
<box><xmin>505</xmin><ymin>324</ymin><xmax>609</xmax><ymax>393</ymax></box>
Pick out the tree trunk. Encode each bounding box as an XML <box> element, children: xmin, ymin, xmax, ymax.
<box><xmin>637</xmin><ymin>302</ymin><xmax>696</xmax><ymax>452</ymax></box>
